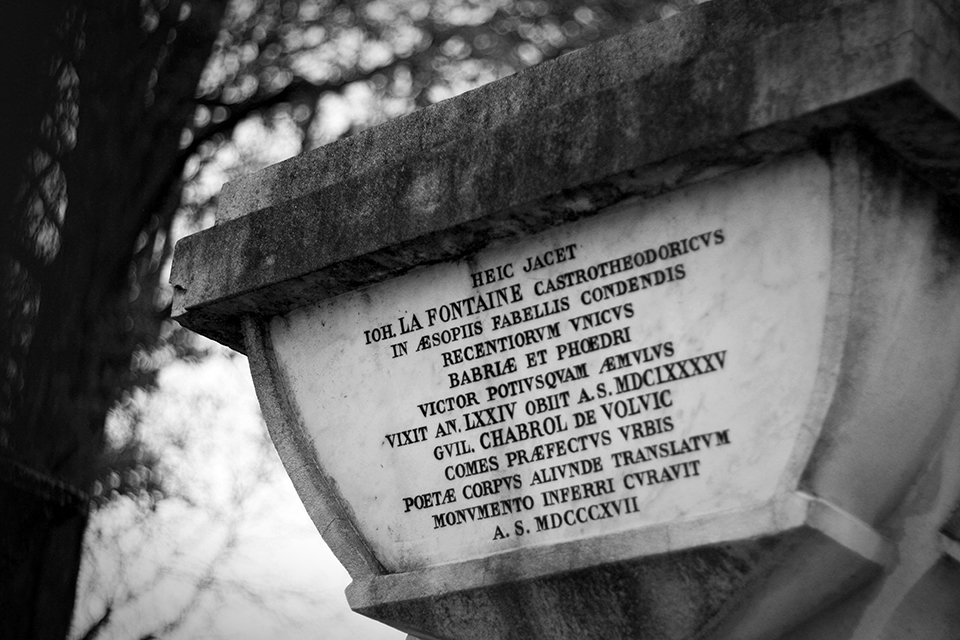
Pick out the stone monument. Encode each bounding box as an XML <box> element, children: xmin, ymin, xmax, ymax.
<box><xmin>171</xmin><ymin>0</ymin><xmax>960</xmax><ymax>637</ymax></box>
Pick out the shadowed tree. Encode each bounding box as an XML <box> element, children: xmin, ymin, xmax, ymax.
<box><xmin>0</xmin><ymin>0</ymin><xmax>675</xmax><ymax>637</ymax></box>
<box><xmin>1</xmin><ymin>2</ymin><xmax>227</xmax><ymax>637</ymax></box>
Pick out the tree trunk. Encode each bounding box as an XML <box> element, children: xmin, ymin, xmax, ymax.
<box><xmin>1</xmin><ymin>1</ymin><xmax>225</xmax><ymax>636</ymax></box>
<box><xmin>0</xmin><ymin>459</ymin><xmax>87</xmax><ymax>639</ymax></box>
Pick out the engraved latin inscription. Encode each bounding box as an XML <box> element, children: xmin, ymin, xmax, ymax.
<box><xmin>368</xmin><ymin>230</ymin><xmax>730</xmax><ymax>542</ymax></box>
<box><xmin>273</xmin><ymin>155</ymin><xmax>835</xmax><ymax>570</ymax></box>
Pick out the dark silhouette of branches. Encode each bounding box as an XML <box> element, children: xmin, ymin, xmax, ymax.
<box><xmin>71</xmin><ymin>352</ymin><xmax>359</xmax><ymax>640</ymax></box>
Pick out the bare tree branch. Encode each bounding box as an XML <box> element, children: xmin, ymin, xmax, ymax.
<box><xmin>76</xmin><ymin>605</ymin><xmax>112</xmax><ymax>640</ymax></box>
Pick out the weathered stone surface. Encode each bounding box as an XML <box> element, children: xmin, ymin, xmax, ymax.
<box><xmin>358</xmin><ymin>531</ymin><xmax>830</xmax><ymax>640</ymax></box>
<box><xmin>171</xmin><ymin>0</ymin><xmax>960</xmax><ymax>353</ymax></box>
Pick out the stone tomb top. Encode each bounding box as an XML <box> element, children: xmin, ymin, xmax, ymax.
<box><xmin>272</xmin><ymin>153</ymin><xmax>831</xmax><ymax>571</ymax></box>
<box><xmin>170</xmin><ymin>0</ymin><xmax>960</xmax><ymax>355</ymax></box>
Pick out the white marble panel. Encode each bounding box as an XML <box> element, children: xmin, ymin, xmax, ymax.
<box><xmin>270</xmin><ymin>153</ymin><xmax>833</xmax><ymax>571</ymax></box>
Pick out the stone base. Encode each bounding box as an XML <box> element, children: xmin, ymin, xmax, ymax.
<box><xmin>351</xmin><ymin>494</ymin><xmax>889</xmax><ymax>640</ymax></box>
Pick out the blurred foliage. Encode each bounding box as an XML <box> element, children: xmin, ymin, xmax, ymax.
<box><xmin>72</xmin><ymin>353</ymin><xmax>380</xmax><ymax>640</ymax></box>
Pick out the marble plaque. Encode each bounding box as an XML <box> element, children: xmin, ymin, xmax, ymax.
<box><xmin>270</xmin><ymin>154</ymin><xmax>833</xmax><ymax>571</ymax></box>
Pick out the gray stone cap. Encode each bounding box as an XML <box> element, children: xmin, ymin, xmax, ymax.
<box><xmin>171</xmin><ymin>0</ymin><xmax>960</xmax><ymax>352</ymax></box>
